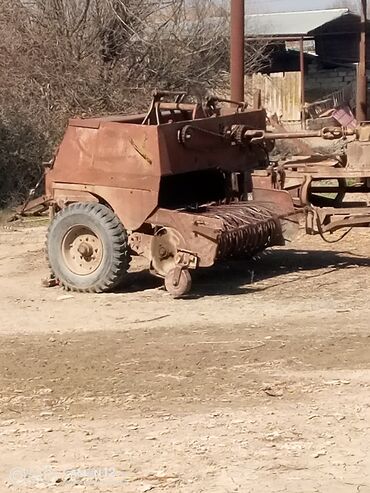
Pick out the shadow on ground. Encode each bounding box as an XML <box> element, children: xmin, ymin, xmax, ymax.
<box><xmin>119</xmin><ymin>248</ymin><xmax>369</xmax><ymax>297</ymax></box>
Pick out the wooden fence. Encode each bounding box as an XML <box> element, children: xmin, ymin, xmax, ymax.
<box><xmin>247</xmin><ymin>72</ymin><xmax>301</xmax><ymax>122</ymax></box>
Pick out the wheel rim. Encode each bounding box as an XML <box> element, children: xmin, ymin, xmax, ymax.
<box><xmin>61</xmin><ymin>225</ymin><xmax>103</xmax><ymax>276</ymax></box>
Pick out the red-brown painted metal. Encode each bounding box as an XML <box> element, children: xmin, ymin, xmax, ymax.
<box><xmin>40</xmin><ymin>93</ymin><xmax>297</xmax><ymax>292</ymax></box>
<box><xmin>357</xmin><ymin>0</ymin><xmax>368</xmax><ymax>121</ymax></box>
<box><xmin>46</xmin><ymin>102</ymin><xmax>267</xmax><ymax>231</ymax></box>
<box><xmin>19</xmin><ymin>92</ymin><xmax>370</xmax><ymax>296</ymax></box>
<box><xmin>230</xmin><ymin>0</ymin><xmax>245</xmax><ymax>102</ymax></box>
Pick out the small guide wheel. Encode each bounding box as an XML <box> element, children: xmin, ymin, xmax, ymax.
<box><xmin>164</xmin><ymin>267</ymin><xmax>192</xmax><ymax>298</ymax></box>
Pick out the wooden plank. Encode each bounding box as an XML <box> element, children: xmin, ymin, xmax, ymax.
<box><xmin>249</xmin><ymin>72</ymin><xmax>301</xmax><ymax>122</ymax></box>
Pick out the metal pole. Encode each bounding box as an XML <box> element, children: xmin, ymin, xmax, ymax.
<box><xmin>356</xmin><ymin>0</ymin><xmax>367</xmax><ymax>122</ymax></box>
<box><xmin>230</xmin><ymin>0</ymin><xmax>245</xmax><ymax>102</ymax></box>
<box><xmin>300</xmin><ymin>37</ymin><xmax>306</xmax><ymax>129</ymax></box>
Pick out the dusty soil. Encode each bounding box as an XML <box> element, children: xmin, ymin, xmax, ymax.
<box><xmin>0</xmin><ymin>222</ymin><xmax>369</xmax><ymax>492</ymax></box>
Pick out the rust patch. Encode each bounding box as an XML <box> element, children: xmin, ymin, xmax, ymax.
<box><xmin>129</xmin><ymin>137</ymin><xmax>153</xmax><ymax>166</ymax></box>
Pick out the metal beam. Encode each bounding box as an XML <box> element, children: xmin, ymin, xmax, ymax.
<box><xmin>230</xmin><ymin>0</ymin><xmax>245</xmax><ymax>102</ymax></box>
<box><xmin>356</xmin><ymin>0</ymin><xmax>367</xmax><ymax>121</ymax></box>
<box><xmin>300</xmin><ymin>37</ymin><xmax>306</xmax><ymax>129</ymax></box>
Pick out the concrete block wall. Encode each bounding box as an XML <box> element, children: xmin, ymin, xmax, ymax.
<box><xmin>306</xmin><ymin>62</ymin><xmax>351</xmax><ymax>97</ymax></box>
<box><xmin>305</xmin><ymin>60</ymin><xmax>359</xmax><ymax>102</ymax></box>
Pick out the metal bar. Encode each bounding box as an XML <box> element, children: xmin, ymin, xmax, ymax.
<box><xmin>315</xmin><ymin>207</ymin><xmax>370</xmax><ymax>214</ymax></box>
<box><xmin>356</xmin><ymin>0</ymin><xmax>367</xmax><ymax>121</ymax></box>
<box><xmin>321</xmin><ymin>216</ymin><xmax>370</xmax><ymax>233</ymax></box>
<box><xmin>16</xmin><ymin>195</ymin><xmax>52</xmax><ymax>215</ymax></box>
<box><xmin>245</xmin><ymin>31</ymin><xmax>366</xmax><ymax>40</ymax></box>
<box><xmin>263</xmin><ymin>131</ymin><xmax>322</xmax><ymax>139</ymax></box>
<box><xmin>245</xmin><ymin>36</ymin><xmax>309</xmax><ymax>41</ymax></box>
<box><xmin>246</xmin><ymin>127</ymin><xmax>354</xmax><ymax>141</ymax></box>
<box><xmin>304</xmin><ymin>170</ymin><xmax>370</xmax><ymax>178</ymax></box>
<box><xmin>157</xmin><ymin>103</ymin><xmax>196</xmax><ymax>111</ymax></box>
<box><xmin>310</xmin><ymin>186</ymin><xmax>370</xmax><ymax>193</ymax></box>
<box><xmin>300</xmin><ymin>37</ymin><xmax>306</xmax><ymax>129</ymax></box>
<box><xmin>230</xmin><ymin>0</ymin><xmax>245</xmax><ymax>102</ymax></box>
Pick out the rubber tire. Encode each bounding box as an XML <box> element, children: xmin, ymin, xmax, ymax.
<box><xmin>47</xmin><ymin>203</ymin><xmax>130</xmax><ymax>293</ymax></box>
<box><xmin>164</xmin><ymin>268</ymin><xmax>192</xmax><ymax>298</ymax></box>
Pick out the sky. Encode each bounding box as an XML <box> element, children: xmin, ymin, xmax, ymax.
<box><xmin>247</xmin><ymin>0</ymin><xmax>363</xmax><ymax>14</ymax></box>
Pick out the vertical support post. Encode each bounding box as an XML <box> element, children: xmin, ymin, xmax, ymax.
<box><xmin>356</xmin><ymin>0</ymin><xmax>367</xmax><ymax>122</ymax></box>
<box><xmin>230</xmin><ymin>0</ymin><xmax>245</xmax><ymax>102</ymax></box>
<box><xmin>253</xmin><ymin>89</ymin><xmax>262</xmax><ymax>109</ymax></box>
<box><xmin>300</xmin><ymin>36</ymin><xmax>306</xmax><ymax>129</ymax></box>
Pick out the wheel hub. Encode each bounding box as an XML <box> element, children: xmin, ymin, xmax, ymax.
<box><xmin>78</xmin><ymin>242</ymin><xmax>94</xmax><ymax>258</ymax></box>
<box><xmin>164</xmin><ymin>267</ymin><xmax>192</xmax><ymax>298</ymax></box>
<box><xmin>62</xmin><ymin>226</ymin><xmax>103</xmax><ymax>276</ymax></box>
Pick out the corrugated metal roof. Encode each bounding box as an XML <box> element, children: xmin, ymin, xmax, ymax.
<box><xmin>246</xmin><ymin>8</ymin><xmax>350</xmax><ymax>36</ymax></box>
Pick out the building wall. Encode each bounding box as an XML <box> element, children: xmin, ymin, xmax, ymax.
<box><xmin>305</xmin><ymin>60</ymin><xmax>357</xmax><ymax>102</ymax></box>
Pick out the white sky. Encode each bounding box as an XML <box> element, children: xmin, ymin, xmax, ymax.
<box><xmin>247</xmin><ymin>0</ymin><xmax>363</xmax><ymax>14</ymax></box>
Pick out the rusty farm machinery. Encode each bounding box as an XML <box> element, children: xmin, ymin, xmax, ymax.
<box><xmin>20</xmin><ymin>90</ymin><xmax>370</xmax><ymax>297</ymax></box>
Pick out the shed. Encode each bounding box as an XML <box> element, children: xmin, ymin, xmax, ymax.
<box><xmin>245</xmin><ymin>8</ymin><xmax>367</xmax><ymax>126</ymax></box>
<box><xmin>246</xmin><ymin>8</ymin><xmax>368</xmax><ymax>63</ymax></box>
<box><xmin>246</xmin><ymin>9</ymin><xmax>351</xmax><ymax>38</ymax></box>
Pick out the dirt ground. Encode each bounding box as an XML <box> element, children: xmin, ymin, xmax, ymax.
<box><xmin>0</xmin><ymin>222</ymin><xmax>369</xmax><ymax>492</ymax></box>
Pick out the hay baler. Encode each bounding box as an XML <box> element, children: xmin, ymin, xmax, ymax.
<box><xmin>39</xmin><ymin>92</ymin><xmax>296</xmax><ymax>296</ymax></box>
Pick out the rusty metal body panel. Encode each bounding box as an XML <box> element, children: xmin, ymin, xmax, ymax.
<box><xmin>46</xmin><ymin>122</ymin><xmax>161</xmax><ymax>226</ymax></box>
<box><xmin>46</xmin><ymin>105</ymin><xmax>266</xmax><ymax>230</ymax></box>
<box><xmin>347</xmin><ymin>140</ymin><xmax>370</xmax><ymax>172</ymax></box>
<box><xmin>156</xmin><ymin>110</ymin><xmax>266</xmax><ymax>176</ymax></box>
